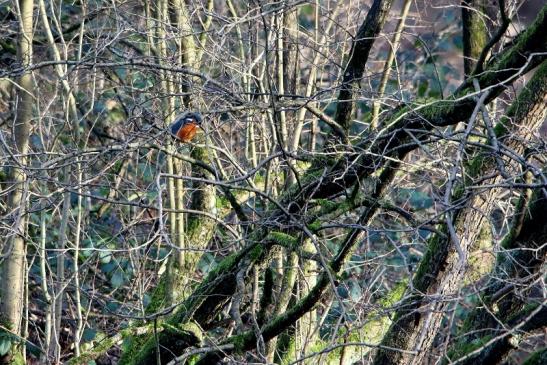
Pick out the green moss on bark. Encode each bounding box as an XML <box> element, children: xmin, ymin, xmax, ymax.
<box><xmin>523</xmin><ymin>348</ymin><xmax>547</xmax><ymax>365</ymax></box>
<box><xmin>267</xmin><ymin>232</ymin><xmax>298</xmax><ymax>248</ymax></box>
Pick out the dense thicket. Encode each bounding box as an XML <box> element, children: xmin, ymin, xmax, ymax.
<box><xmin>0</xmin><ymin>1</ymin><xmax>545</xmax><ymax>364</ymax></box>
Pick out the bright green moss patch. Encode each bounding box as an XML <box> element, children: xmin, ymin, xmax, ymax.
<box><xmin>315</xmin><ymin>198</ymin><xmax>338</xmax><ymax>211</ymax></box>
<box><xmin>308</xmin><ymin>220</ymin><xmax>321</xmax><ymax>232</ymax></box>
<box><xmin>267</xmin><ymin>232</ymin><xmax>298</xmax><ymax>248</ymax></box>
<box><xmin>413</xmin><ymin>227</ymin><xmax>447</xmax><ymax>291</ymax></box>
<box><xmin>230</xmin><ymin>332</ymin><xmax>254</xmax><ymax>353</ymax></box>
<box><xmin>163</xmin><ymin>321</ymin><xmax>203</xmax><ymax>346</ymax></box>
<box><xmin>248</xmin><ymin>244</ymin><xmax>264</xmax><ymax>261</ymax></box>
<box><xmin>379</xmin><ymin>280</ymin><xmax>407</xmax><ymax>307</ymax></box>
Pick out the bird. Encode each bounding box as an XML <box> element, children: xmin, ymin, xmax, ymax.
<box><xmin>169</xmin><ymin>112</ymin><xmax>203</xmax><ymax>142</ymax></box>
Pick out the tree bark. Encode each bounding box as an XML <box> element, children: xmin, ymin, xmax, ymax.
<box><xmin>373</xmin><ymin>59</ymin><xmax>547</xmax><ymax>365</ymax></box>
<box><xmin>462</xmin><ymin>0</ymin><xmax>489</xmax><ymax>76</ymax></box>
<box><xmin>444</xmin><ymin>62</ymin><xmax>547</xmax><ymax>365</ymax></box>
<box><xmin>334</xmin><ymin>0</ymin><xmax>395</xmax><ymax>131</ymax></box>
<box><xmin>0</xmin><ymin>0</ymin><xmax>34</xmax><ymax>362</ymax></box>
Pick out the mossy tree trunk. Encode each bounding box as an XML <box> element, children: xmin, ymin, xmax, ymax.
<box><xmin>446</xmin><ymin>187</ymin><xmax>547</xmax><ymax>365</ymax></box>
<box><xmin>148</xmin><ymin>0</ymin><xmax>216</xmax><ymax>310</ymax></box>
<box><xmin>443</xmin><ymin>62</ymin><xmax>547</xmax><ymax>365</ymax></box>
<box><xmin>372</xmin><ymin>59</ymin><xmax>547</xmax><ymax>365</ymax></box>
<box><xmin>462</xmin><ymin>0</ymin><xmax>489</xmax><ymax>76</ymax></box>
<box><xmin>0</xmin><ymin>0</ymin><xmax>34</xmax><ymax>363</ymax></box>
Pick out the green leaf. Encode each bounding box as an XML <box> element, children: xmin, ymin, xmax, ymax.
<box><xmin>0</xmin><ymin>336</ymin><xmax>11</xmax><ymax>356</ymax></box>
<box><xmin>197</xmin><ymin>253</ymin><xmax>216</xmax><ymax>274</ymax></box>
<box><xmin>82</xmin><ymin>327</ymin><xmax>97</xmax><ymax>342</ymax></box>
<box><xmin>99</xmin><ymin>250</ymin><xmax>112</xmax><ymax>264</ymax></box>
<box><xmin>398</xmin><ymin>188</ymin><xmax>433</xmax><ymax>210</ymax></box>
<box><xmin>106</xmin><ymin>301</ymin><xmax>119</xmax><ymax>312</ymax></box>
<box><xmin>349</xmin><ymin>281</ymin><xmax>362</xmax><ymax>301</ymax></box>
<box><xmin>142</xmin><ymin>294</ymin><xmax>151</xmax><ymax>308</ymax></box>
<box><xmin>110</xmin><ymin>270</ymin><xmax>124</xmax><ymax>288</ymax></box>
<box><xmin>101</xmin><ymin>261</ymin><xmax>117</xmax><ymax>274</ymax></box>
<box><xmin>408</xmin><ymin>190</ymin><xmax>433</xmax><ymax>209</ymax></box>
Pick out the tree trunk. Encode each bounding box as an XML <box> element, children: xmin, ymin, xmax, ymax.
<box><xmin>462</xmin><ymin>0</ymin><xmax>488</xmax><ymax>76</ymax></box>
<box><xmin>0</xmin><ymin>0</ymin><xmax>34</xmax><ymax>362</ymax></box>
<box><xmin>373</xmin><ymin>59</ymin><xmax>547</xmax><ymax>365</ymax></box>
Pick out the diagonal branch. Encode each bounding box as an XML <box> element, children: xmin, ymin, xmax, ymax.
<box><xmin>334</xmin><ymin>0</ymin><xmax>395</xmax><ymax>131</ymax></box>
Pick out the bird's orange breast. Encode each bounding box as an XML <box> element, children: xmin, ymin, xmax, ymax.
<box><xmin>176</xmin><ymin>123</ymin><xmax>198</xmax><ymax>142</ymax></box>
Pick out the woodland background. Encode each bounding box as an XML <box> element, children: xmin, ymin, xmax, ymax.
<box><xmin>0</xmin><ymin>0</ymin><xmax>546</xmax><ymax>364</ymax></box>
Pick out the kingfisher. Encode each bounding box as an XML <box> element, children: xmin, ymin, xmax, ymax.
<box><xmin>170</xmin><ymin>112</ymin><xmax>203</xmax><ymax>142</ymax></box>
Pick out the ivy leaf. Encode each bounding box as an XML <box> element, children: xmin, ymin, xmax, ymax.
<box><xmin>110</xmin><ymin>270</ymin><xmax>125</xmax><ymax>288</ymax></box>
<box><xmin>82</xmin><ymin>327</ymin><xmax>97</xmax><ymax>342</ymax></box>
<box><xmin>99</xmin><ymin>250</ymin><xmax>112</xmax><ymax>264</ymax></box>
<box><xmin>0</xmin><ymin>336</ymin><xmax>11</xmax><ymax>356</ymax></box>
